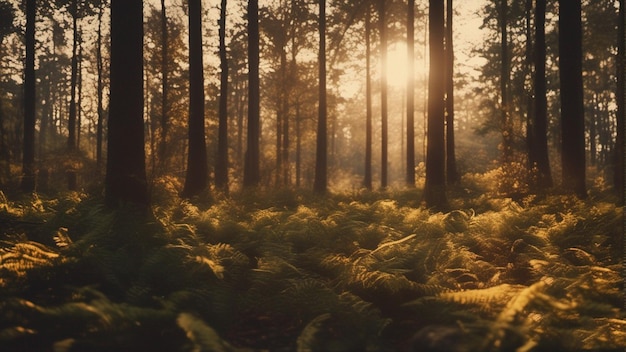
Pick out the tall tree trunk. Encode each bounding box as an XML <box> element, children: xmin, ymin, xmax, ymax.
<box><xmin>444</xmin><ymin>0</ymin><xmax>457</xmax><ymax>184</ymax></box>
<box><xmin>364</xmin><ymin>5</ymin><xmax>373</xmax><ymax>190</ymax></box>
<box><xmin>244</xmin><ymin>0</ymin><xmax>261</xmax><ymax>188</ymax></box>
<box><xmin>558</xmin><ymin>0</ymin><xmax>586</xmax><ymax>198</ymax></box>
<box><xmin>525</xmin><ymin>0</ymin><xmax>535</xmax><ymax>172</ymax></box>
<box><xmin>615</xmin><ymin>0</ymin><xmax>624</xmax><ymax>204</ymax></box>
<box><xmin>67</xmin><ymin>0</ymin><xmax>79</xmax><ymax>191</ymax></box>
<box><xmin>215</xmin><ymin>0</ymin><xmax>229</xmax><ymax>191</ymax></box>
<box><xmin>281</xmin><ymin>47</ymin><xmax>290</xmax><ymax>186</ymax></box>
<box><xmin>313</xmin><ymin>0</ymin><xmax>327</xmax><ymax>194</ymax></box>
<box><xmin>159</xmin><ymin>0</ymin><xmax>169</xmax><ymax>172</ymax></box>
<box><xmin>379</xmin><ymin>0</ymin><xmax>388</xmax><ymax>189</ymax></box>
<box><xmin>423</xmin><ymin>0</ymin><xmax>447</xmax><ymax>209</ymax></box>
<box><xmin>533</xmin><ymin>0</ymin><xmax>552</xmax><ymax>189</ymax></box>
<box><xmin>406</xmin><ymin>0</ymin><xmax>415</xmax><ymax>187</ymax></box>
<box><xmin>20</xmin><ymin>0</ymin><xmax>36</xmax><ymax>192</ymax></box>
<box><xmin>182</xmin><ymin>0</ymin><xmax>208</xmax><ymax>197</ymax></box>
<box><xmin>500</xmin><ymin>0</ymin><xmax>512</xmax><ymax>163</ymax></box>
<box><xmin>96</xmin><ymin>2</ymin><xmax>104</xmax><ymax>173</ymax></box>
<box><xmin>105</xmin><ymin>0</ymin><xmax>149</xmax><ymax>207</ymax></box>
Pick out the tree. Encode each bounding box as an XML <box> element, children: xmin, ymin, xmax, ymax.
<box><xmin>158</xmin><ymin>0</ymin><xmax>169</xmax><ymax>172</ymax></box>
<box><xmin>105</xmin><ymin>0</ymin><xmax>149</xmax><ymax>207</ymax></box>
<box><xmin>444</xmin><ymin>0</ymin><xmax>457</xmax><ymax>184</ymax></box>
<box><xmin>406</xmin><ymin>0</ymin><xmax>415</xmax><ymax>187</ymax></box>
<box><xmin>500</xmin><ymin>0</ymin><xmax>512</xmax><ymax>163</ymax></box>
<box><xmin>313</xmin><ymin>0</ymin><xmax>327</xmax><ymax>194</ymax></box>
<box><xmin>558</xmin><ymin>0</ymin><xmax>586</xmax><ymax>198</ymax></box>
<box><xmin>244</xmin><ymin>0</ymin><xmax>261</xmax><ymax>188</ymax></box>
<box><xmin>182</xmin><ymin>0</ymin><xmax>208</xmax><ymax>197</ymax></box>
<box><xmin>95</xmin><ymin>1</ymin><xmax>105</xmax><ymax>173</ymax></box>
<box><xmin>20</xmin><ymin>0</ymin><xmax>36</xmax><ymax>192</ymax></box>
<box><xmin>615</xmin><ymin>0</ymin><xmax>624</xmax><ymax>204</ymax></box>
<box><xmin>379</xmin><ymin>0</ymin><xmax>388</xmax><ymax>189</ymax></box>
<box><xmin>423</xmin><ymin>0</ymin><xmax>447</xmax><ymax>209</ymax></box>
<box><xmin>532</xmin><ymin>0</ymin><xmax>552</xmax><ymax>189</ymax></box>
<box><xmin>215</xmin><ymin>0</ymin><xmax>229</xmax><ymax>192</ymax></box>
<box><xmin>364</xmin><ymin>3</ymin><xmax>372</xmax><ymax>190</ymax></box>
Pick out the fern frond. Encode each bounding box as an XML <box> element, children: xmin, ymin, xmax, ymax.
<box><xmin>177</xmin><ymin>312</ymin><xmax>238</xmax><ymax>352</ymax></box>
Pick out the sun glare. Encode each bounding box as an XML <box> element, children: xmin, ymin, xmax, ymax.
<box><xmin>385</xmin><ymin>42</ymin><xmax>425</xmax><ymax>89</ymax></box>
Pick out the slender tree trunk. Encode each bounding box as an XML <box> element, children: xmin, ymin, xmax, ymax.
<box><xmin>364</xmin><ymin>5</ymin><xmax>373</xmax><ymax>190</ymax></box>
<box><xmin>406</xmin><ymin>0</ymin><xmax>415</xmax><ymax>187</ymax></box>
<box><xmin>20</xmin><ymin>0</ymin><xmax>36</xmax><ymax>192</ymax></box>
<box><xmin>615</xmin><ymin>0</ymin><xmax>624</xmax><ymax>204</ymax></box>
<box><xmin>244</xmin><ymin>0</ymin><xmax>261</xmax><ymax>188</ymax></box>
<box><xmin>281</xmin><ymin>47</ymin><xmax>290</xmax><ymax>186</ymax></box>
<box><xmin>182</xmin><ymin>0</ymin><xmax>208</xmax><ymax>197</ymax></box>
<box><xmin>215</xmin><ymin>0</ymin><xmax>229</xmax><ymax>191</ymax></box>
<box><xmin>379</xmin><ymin>0</ymin><xmax>388</xmax><ymax>189</ymax></box>
<box><xmin>558</xmin><ymin>0</ymin><xmax>586</xmax><ymax>198</ymax></box>
<box><xmin>159</xmin><ymin>0</ymin><xmax>169</xmax><ymax>172</ymax></box>
<box><xmin>314</xmin><ymin>0</ymin><xmax>327</xmax><ymax>194</ymax></box>
<box><xmin>67</xmin><ymin>0</ymin><xmax>79</xmax><ymax>190</ymax></box>
<box><xmin>423</xmin><ymin>0</ymin><xmax>447</xmax><ymax>209</ymax></box>
<box><xmin>96</xmin><ymin>3</ymin><xmax>104</xmax><ymax>173</ymax></box>
<box><xmin>444</xmin><ymin>0</ymin><xmax>457</xmax><ymax>185</ymax></box>
<box><xmin>500</xmin><ymin>0</ymin><xmax>512</xmax><ymax>163</ymax></box>
<box><xmin>525</xmin><ymin>0</ymin><xmax>535</xmax><ymax>172</ymax></box>
<box><xmin>105</xmin><ymin>0</ymin><xmax>149</xmax><ymax>207</ymax></box>
<box><xmin>533</xmin><ymin>0</ymin><xmax>552</xmax><ymax>189</ymax></box>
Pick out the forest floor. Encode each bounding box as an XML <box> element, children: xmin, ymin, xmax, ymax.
<box><xmin>0</xmin><ymin>170</ymin><xmax>624</xmax><ymax>351</ymax></box>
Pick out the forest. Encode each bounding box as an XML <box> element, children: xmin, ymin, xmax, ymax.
<box><xmin>0</xmin><ymin>0</ymin><xmax>624</xmax><ymax>350</ymax></box>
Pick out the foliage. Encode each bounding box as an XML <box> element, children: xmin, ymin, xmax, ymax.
<box><xmin>0</xmin><ymin>180</ymin><xmax>623</xmax><ymax>351</ymax></box>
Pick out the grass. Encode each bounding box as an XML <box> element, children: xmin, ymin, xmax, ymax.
<box><xmin>0</xmin><ymin>172</ymin><xmax>623</xmax><ymax>351</ymax></box>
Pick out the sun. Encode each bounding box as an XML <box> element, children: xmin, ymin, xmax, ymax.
<box><xmin>385</xmin><ymin>41</ymin><xmax>426</xmax><ymax>89</ymax></box>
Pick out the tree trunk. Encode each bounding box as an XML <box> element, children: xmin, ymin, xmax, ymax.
<box><xmin>215</xmin><ymin>0</ymin><xmax>229</xmax><ymax>191</ymax></box>
<box><xmin>66</xmin><ymin>0</ymin><xmax>79</xmax><ymax>191</ymax></box>
<box><xmin>406</xmin><ymin>0</ymin><xmax>415</xmax><ymax>187</ymax></box>
<box><xmin>159</xmin><ymin>0</ymin><xmax>169</xmax><ymax>172</ymax></box>
<box><xmin>615</xmin><ymin>0</ymin><xmax>624</xmax><ymax>204</ymax></box>
<box><xmin>364</xmin><ymin>5</ymin><xmax>373</xmax><ymax>190</ymax></box>
<box><xmin>533</xmin><ymin>0</ymin><xmax>553</xmax><ymax>189</ymax></box>
<box><xmin>105</xmin><ymin>0</ymin><xmax>149</xmax><ymax>207</ymax></box>
<box><xmin>20</xmin><ymin>0</ymin><xmax>36</xmax><ymax>192</ymax></box>
<box><xmin>500</xmin><ymin>0</ymin><xmax>512</xmax><ymax>163</ymax></box>
<box><xmin>96</xmin><ymin>2</ymin><xmax>104</xmax><ymax>173</ymax></box>
<box><xmin>423</xmin><ymin>0</ymin><xmax>447</xmax><ymax>209</ymax></box>
<box><xmin>558</xmin><ymin>0</ymin><xmax>586</xmax><ymax>198</ymax></box>
<box><xmin>525</xmin><ymin>0</ymin><xmax>535</xmax><ymax>172</ymax></box>
<box><xmin>379</xmin><ymin>0</ymin><xmax>388</xmax><ymax>189</ymax></box>
<box><xmin>444</xmin><ymin>0</ymin><xmax>457</xmax><ymax>185</ymax></box>
<box><xmin>313</xmin><ymin>0</ymin><xmax>327</xmax><ymax>194</ymax></box>
<box><xmin>182</xmin><ymin>0</ymin><xmax>208</xmax><ymax>197</ymax></box>
<box><xmin>244</xmin><ymin>0</ymin><xmax>261</xmax><ymax>188</ymax></box>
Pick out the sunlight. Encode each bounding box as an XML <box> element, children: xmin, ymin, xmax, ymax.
<box><xmin>385</xmin><ymin>41</ymin><xmax>424</xmax><ymax>89</ymax></box>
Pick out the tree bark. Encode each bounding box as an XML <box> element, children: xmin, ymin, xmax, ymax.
<box><xmin>182</xmin><ymin>0</ymin><xmax>208</xmax><ymax>197</ymax></box>
<box><xmin>558</xmin><ymin>0</ymin><xmax>586</xmax><ymax>198</ymax></box>
<box><xmin>444</xmin><ymin>0</ymin><xmax>457</xmax><ymax>185</ymax></box>
<box><xmin>423</xmin><ymin>0</ymin><xmax>447</xmax><ymax>209</ymax></box>
<box><xmin>244</xmin><ymin>0</ymin><xmax>261</xmax><ymax>188</ymax></box>
<box><xmin>614</xmin><ymin>0</ymin><xmax>624</xmax><ymax>204</ymax></box>
<box><xmin>20</xmin><ymin>0</ymin><xmax>36</xmax><ymax>192</ymax></box>
<box><xmin>364</xmin><ymin>5</ymin><xmax>373</xmax><ymax>190</ymax></box>
<box><xmin>314</xmin><ymin>0</ymin><xmax>327</xmax><ymax>194</ymax></box>
<box><xmin>105</xmin><ymin>0</ymin><xmax>149</xmax><ymax>207</ymax></box>
<box><xmin>379</xmin><ymin>0</ymin><xmax>388</xmax><ymax>189</ymax></box>
<box><xmin>406</xmin><ymin>0</ymin><xmax>415</xmax><ymax>187</ymax></box>
<box><xmin>500</xmin><ymin>0</ymin><xmax>512</xmax><ymax>163</ymax></box>
<box><xmin>96</xmin><ymin>2</ymin><xmax>104</xmax><ymax>173</ymax></box>
<box><xmin>158</xmin><ymin>0</ymin><xmax>169</xmax><ymax>172</ymax></box>
<box><xmin>215</xmin><ymin>0</ymin><xmax>229</xmax><ymax>191</ymax></box>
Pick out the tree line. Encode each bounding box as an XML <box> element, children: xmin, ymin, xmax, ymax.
<box><xmin>0</xmin><ymin>0</ymin><xmax>622</xmax><ymax>209</ymax></box>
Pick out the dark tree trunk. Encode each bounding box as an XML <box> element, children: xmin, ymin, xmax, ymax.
<box><xmin>423</xmin><ymin>0</ymin><xmax>447</xmax><ymax>209</ymax></box>
<box><xmin>406</xmin><ymin>0</ymin><xmax>415</xmax><ymax>187</ymax></box>
<box><xmin>159</xmin><ymin>0</ymin><xmax>169</xmax><ymax>171</ymax></box>
<box><xmin>314</xmin><ymin>0</ymin><xmax>327</xmax><ymax>194</ymax></box>
<box><xmin>379</xmin><ymin>0</ymin><xmax>388</xmax><ymax>189</ymax></box>
<box><xmin>364</xmin><ymin>5</ymin><xmax>373</xmax><ymax>190</ymax></box>
<box><xmin>558</xmin><ymin>0</ymin><xmax>586</xmax><ymax>198</ymax></box>
<box><xmin>525</xmin><ymin>0</ymin><xmax>535</xmax><ymax>172</ymax></box>
<box><xmin>215</xmin><ymin>0</ymin><xmax>229</xmax><ymax>192</ymax></box>
<box><xmin>500</xmin><ymin>0</ymin><xmax>512</xmax><ymax>162</ymax></box>
<box><xmin>244</xmin><ymin>0</ymin><xmax>261</xmax><ymax>188</ymax></box>
<box><xmin>533</xmin><ymin>0</ymin><xmax>553</xmax><ymax>189</ymax></box>
<box><xmin>96</xmin><ymin>3</ymin><xmax>104</xmax><ymax>173</ymax></box>
<box><xmin>20</xmin><ymin>0</ymin><xmax>36</xmax><ymax>192</ymax></box>
<box><xmin>67</xmin><ymin>0</ymin><xmax>79</xmax><ymax>191</ymax></box>
<box><xmin>182</xmin><ymin>0</ymin><xmax>208</xmax><ymax>197</ymax></box>
<box><xmin>615</xmin><ymin>0</ymin><xmax>624</xmax><ymax>204</ymax></box>
<box><xmin>444</xmin><ymin>0</ymin><xmax>457</xmax><ymax>185</ymax></box>
<box><xmin>105</xmin><ymin>0</ymin><xmax>149</xmax><ymax>207</ymax></box>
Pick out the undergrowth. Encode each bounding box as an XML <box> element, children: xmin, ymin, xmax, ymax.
<box><xmin>0</xmin><ymin>173</ymin><xmax>623</xmax><ymax>351</ymax></box>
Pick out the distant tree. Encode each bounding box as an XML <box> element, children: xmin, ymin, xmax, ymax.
<box><xmin>244</xmin><ymin>0</ymin><xmax>261</xmax><ymax>188</ymax></box>
<box><xmin>158</xmin><ymin>0</ymin><xmax>169</xmax><ymax>172</ymax></box>
<box><xmin>406</xmin><ymin>0</ymin><xmax>415</xmax><ymax>187</ymax></box>
<box><xmin>364</xmin><ymin>3</ymin><xmax>372</xmax><ymax>190</ymax></box>
<box><xmin>379</xmin><ymin>0</ymin><xmax>388</xmax><ymax>189</ymax></box>
<box><xmin>215</xmin><ymin>0</ymin><xmax>229</xmax><ymax>192</ymax></box>
<box><xmin>500</xmin><ymin>0</ymin><xmax>512</xmax><ymax>163</ymax></box>
<box><xmin>0</xmin><ymin>0</ymin><xmax>15</xmax><ymax>186</ymax></box>
<box><xmin>313</xmin><ymin>0</ymin><xmax>327</xmax><ymax>194</ymax></box>
<box><xmin>20</xmin><ymin>0</ymin><xmax>36</xmax><ymax>192</ymax></box>
<box><xmin>105</xmin><ymin>0</ymin><xmax>149</xmax><ymax>207</ymax></box>
<box><xmin>182</xmin><ymin>0</ymin><xmax>208</xmax><ymax>198</ymax></box>
<box><xmin>615</xmin><ymin>0</ymin><xmax>624</xmax><ymax>204</ymax></box>
<box><xmin>423</xmin><ymin>0</ymin><xmax>447</xmax><ymax>209</ymax></box>
<box><xmin>95</xmin><ymin>1</ymin><xmax>105</xmax><ymax>173</ymax></box>
<box><xmin>444</xmin><ymin>0</ymin><xmax>457</xmax><ymax>185</ymax></box>
<box><xmin>558</xmin><ymin>0</ymin><xmax>586</xmax><ymax>198</ymax></box>
<box><xmin>532</xmin><ymin>0</ymin><xmax>552</xmax><ymax>189</ymax></box>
